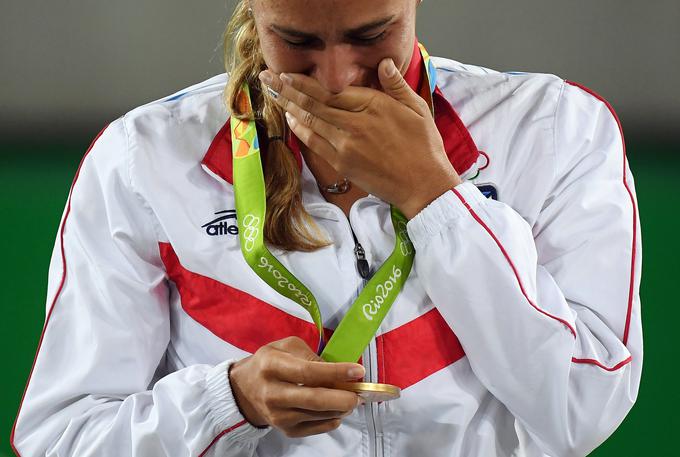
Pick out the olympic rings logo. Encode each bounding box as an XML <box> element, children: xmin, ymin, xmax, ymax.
<box><xmin>242</xmin><ymin>214</ymin><xmax>260</xmax><ymax>252</ymax></box>
<box><xmin>397</xmin><ymin>220</ymin><xmax>413</xmax><ymax>256</ymax></box>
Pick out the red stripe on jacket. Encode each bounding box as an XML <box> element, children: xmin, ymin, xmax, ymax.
<box><xmin>160</xmin><ymin>242</ymin><xmax>467</xmax><ymax>389</ymax></box>
<box><xmin>565</xmin><ymin>81</ymin><xmax>638</xmax><ymax>348</ymax></box>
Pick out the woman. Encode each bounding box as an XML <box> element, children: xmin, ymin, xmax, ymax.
<box><xmin>12</xmin><ymin>0</ymin><xmax>642</xmax><ymax>456</ymax></box>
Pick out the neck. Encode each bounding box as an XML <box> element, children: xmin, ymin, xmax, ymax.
<box><xmin>301</xmin><ymin>145</ymin><xmax>368</xmax><ymax>218</ymax></box>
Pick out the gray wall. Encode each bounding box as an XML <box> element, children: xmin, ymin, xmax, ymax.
<box><xmin>2</xmin><ymin>0</ymin><xmax>679</xmax><ymax>141</ymax></box>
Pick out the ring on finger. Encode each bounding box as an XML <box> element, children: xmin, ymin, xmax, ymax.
<box><xmin>265</xmin><ymin>86</ymin><xmax>279</xmax><ymax>99</ymax></box>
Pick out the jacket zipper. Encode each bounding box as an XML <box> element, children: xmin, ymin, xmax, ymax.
<box><xmin>352</xmin><ymin>231</ymin><xmax>371</xmax><ymax>280</ymax></box>
<box><xmin>350</xmin><ymin>228</ymin><xmax>384</xmax><ymax>457</ymax></box>
<box><xmin>366</xmin><ymin>339</ymin><xmax>383</xmax><ymax>457</ymax></box>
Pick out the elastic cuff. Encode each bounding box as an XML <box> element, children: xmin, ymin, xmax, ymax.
<box><xmin>407</xmin><ymin>181</ymin><xmax>487</xmax><ymax>252</ymax></box>
<box><xmin>205</xmin><ymin>360</ymin><xmax>271</xmax><ymax>443</ymax></box>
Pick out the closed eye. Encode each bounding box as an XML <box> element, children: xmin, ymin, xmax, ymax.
<box><xmin>283</xmin><ymin>30</ymin><xmax>389</xmax><ymax>50</ymax></box>
<box><xmin>283</xmin><ymin>38</ymin><xmax>320</xmax><ymax>50</ymax></box>
<box><xmin>350</xmin><ymin>30</ymin><xmax>388</xmax><ymax>46</ymax></box>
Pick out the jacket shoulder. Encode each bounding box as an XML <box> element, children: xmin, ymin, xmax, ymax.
<box><xmin>431</xmin><ymin>55</ymin><xmax>565</xmax><ymax>105</ymax></box>
<box><xmin>122</xmin><ymin>73</ymin><xmax>229</xmax><ymax>148</ymax></box>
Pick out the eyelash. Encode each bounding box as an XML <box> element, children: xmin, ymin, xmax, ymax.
<box><xmin>283</xmin><ymin>31</ymin><xmax>388</xmax><ymax>50</ymax></box>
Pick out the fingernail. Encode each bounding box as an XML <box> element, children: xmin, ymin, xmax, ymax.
<box><xmin>384</xmin><ymin>58</ymin><xmax>396</xmax><ymax>77</ymax></box>
<box><xmin>258</xmin><ymin>71</ymin><xmax>273</xmax><ymax>85</ymax></box>
<box><xmin>348</xmin><ymin>366</ymin><xmax>365</xmax><ymax>379</ymax></box>
<box><xmin>280</xmin><ymin>73</ymin><xmax>293</xmax><ymax>85</ymax></box>
<box><xmin>285</xmin><ymin>111</ymin><xmax>296</xmax><ymax>128</ymax></box>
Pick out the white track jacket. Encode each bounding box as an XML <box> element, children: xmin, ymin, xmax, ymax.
<box><xmin>12</xmin><ymin>45</ymin><xmax>642</xmax><ymax>457</ymax></box>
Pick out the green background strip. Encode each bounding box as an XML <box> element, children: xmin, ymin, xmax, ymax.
<box><xmin>1</xmin><ymin>142</ymin><xmax>677</xmax><ymax>456</ymax></box>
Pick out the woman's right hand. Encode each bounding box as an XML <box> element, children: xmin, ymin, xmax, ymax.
<box><xmin>228</xmin><ymin>336</ymin><xmax>366</xmax><ymax>438</ymax></box>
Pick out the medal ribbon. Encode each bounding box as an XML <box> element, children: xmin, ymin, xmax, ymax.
<box><xmin>232</xmin><ymin>43</ymin><xmax>436</xmax><ymax>362</ymax></box>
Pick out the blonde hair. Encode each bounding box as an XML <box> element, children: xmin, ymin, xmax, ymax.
<box><xmin>224</xmin><ymin>1</ymin><xmax>329</xmax><ymax>252</ymax></box>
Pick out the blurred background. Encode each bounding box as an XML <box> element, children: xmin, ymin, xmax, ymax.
<box><xmin>1</xmin><ymin>1</ymin><xmax>678</xmax><ymax>455</ymax></box>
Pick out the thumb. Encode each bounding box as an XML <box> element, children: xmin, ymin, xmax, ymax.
<box><xmin>378</xmin><ymin>58</ymin><xmax>423</xmax><ymax>113</ymax></box>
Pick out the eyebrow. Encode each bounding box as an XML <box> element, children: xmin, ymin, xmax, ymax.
<box><xmin>271</xmin><ymin>15</ymin><xmax>395</xmax><ymax>39</ymax></box>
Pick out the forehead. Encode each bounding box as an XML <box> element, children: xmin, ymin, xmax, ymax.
<box><xmin>253</xmin><ymin>0</ymin><xmax>409</xmax><ymax>32</ymax></box>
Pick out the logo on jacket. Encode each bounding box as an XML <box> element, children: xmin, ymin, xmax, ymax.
<box><xmin>202</xmin><ymin>210</ymin><xmax>238</xmax><ymax>236</ymax></box>
<box><xmin>475</xmin><ymin>184</ymin><xmax>498</xmax><ymax>200</ymax></box>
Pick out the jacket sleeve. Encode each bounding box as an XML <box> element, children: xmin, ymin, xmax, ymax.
<box><xmin>12</xmin><ymin>119</ymin><xmax>269</xmax><ymax>457</ymax></box>
<box><xmin>406</xmin><ymin>81</ymin><xmax>642</xmax><ymax>457</ymax></box>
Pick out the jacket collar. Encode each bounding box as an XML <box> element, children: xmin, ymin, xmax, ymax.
<box><xmin>201</xmin><ymin>41</ymin><xmax>479</xmax><ymax>185</ymax></box>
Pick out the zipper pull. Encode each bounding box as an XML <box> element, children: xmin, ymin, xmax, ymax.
<box><xmin>354</xmin><ymin>242</ymin><xmax>371</xmax><ymax>279</ymax></box>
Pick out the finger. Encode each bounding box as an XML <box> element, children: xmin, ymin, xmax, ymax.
<box><xmin>268</xmin><ymin>336</ymin><xmax>322</xmax><ymax>362</ymax></box>
<box><xmin>285</xmin><ymin>418</ymin><xmax>343</xmax><ymax>438</ymax></box>
<box><xmin>273</xmin><ymin>71</ymin><xmax>377</xmax><ymax>113</ymax></box>
<box><xmin>273</xmin><ymin>407</ymin><xmax>354</xmax><ymax>430</ymax></box>
<box><xmin>259</xmin><ymin>70</ymin><xmax>332</xmax><ymax>106</ymax></box>
<box><xmin>259</xmin><ymin>71</ymin><xmax>344</xmax><ymax>125</ymax></box>
<box><xmin>285</xmin><ymin>112</ymin><xmax>339</xmax><ymax>166</ymax></box>
<box><xmin>267</xmin><ymin>405</ymin><xmax>354</xmax><ymax>431</ymax></box>
<box><xmin>258</xmin><ymin>72</ymin><xmax>345</xmax><ymax>145</ymax></box>
<box><xmin>271</xmin><ymin>349</ymin><xmax>365</xmax><ymax>386</ymax></box>
<box><xmin>273</xmin><ymin>384</ymin><xmax>360</xmax><ymax>413</ymax></box>
<box><xmin>291</xmin><ymin>408</ymin><xmax>356</xmax><ymax>421</ymax></box>
<box><xmin>281</xmin><ymin>72</ymin><xmax>376</xmax><ymax>112</ymax></box>
<box><xmin>378</xmin><ymin>57</ymin><xmax>428</xmax><ymax>115</ymax></box>
<box><xmin>277</xmin><ymin>95</ymin><xmax>344</xmax><ymax>147</ymax></box>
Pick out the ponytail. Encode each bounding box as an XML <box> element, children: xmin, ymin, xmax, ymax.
<box><xmin>224</xmin><ymin>1</ymin><xmax>329</xmax><ymax>252</ymax></box>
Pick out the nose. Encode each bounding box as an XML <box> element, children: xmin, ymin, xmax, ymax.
<box><xmin>311</xmin><ymin>44</ymin><xmax>361</xmax><ymax>94</ymax></box>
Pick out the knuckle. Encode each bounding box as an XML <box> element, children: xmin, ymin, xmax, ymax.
<box><xmin>300</xmin><ymin>129</ymin><xmax>314</xmax><ymax>146</ymax></box>
<box><xmin>296</xmin><ymin>363</ymin><xmax>311</xmax><ymax>385</ymax></box>
<box><xmin>275</xmin><ymin>337</ymin><xmax>299</xmax><ymax>355</ymax></box>
<box><xmin>357</xmin><ymin>95</ymin><xmax>375</xmax><ymax>112</ymax></box>
<box><xmin>300</xmin><ymin>94</ymin><xmax>316</xmax><ymax>113</ymax></box>
<box><xmin>333</xmin><ymin>363</ymin><xmax>345</xmax><ymax>381</ymax></box>
<box><xmin>307</xmin><ymin>135</ymin><xmax>322</xmax><ymax>153</ymax></box>
<box><xmin>262</xmin><ymin>385</ymin><xmax>284</xmax><ymax>411</ymax></box>
<box><xmin>334</xmin><ymin>136</ymin><xmax>350</xmax><ymax>156</ymax></box>
<box><xmin>393</xmin><ymin>77</ymin><xmax>408</xmax><ymax>90</ymax></box>
<box><xmin>334</xmin><ymin>161</ymin><xmax>347</xmax><ymax>176</ymax></box>
<box><xmin>256</xmin><ymin>343</ymin><xmax>272</xmax><ymax>356</ymax></box>
<box><xmin>259</xmin><ymin>356</ymin><xmax>279</xmax><ymax>378</ymax></box>
<box><xmin>366</xmin><ymin>99</ymin><xmax>382</xmax><ymax>116</ymax></box>
<box><xmin>325</xmin><ymin>93</ymin><xmax>340</xmax><ymax>106</ymax></box>
<box><xmin>289</xmin><ymin>76</ymin><xmax>303</xmax><ymax>91</ymax></box>
<box><xmin>258</xmin><ymin>348</ymin><xmax>272</xmax><ymax>364</ymax></box>
<box><xmin>327</xmin><ymin>156</ymin><xmax>341</xmax><ymax>171</ymax></box>
<box><xmin>282</xmin><ymin>97</ymin><xmax>294</xmax><ymax>113</ymax></box>
<box><xmin>283</xmin><ymin>335</ymin><xmax>305</xmax><ymax>348</ymax></box>
<box><xmin>302</xmin><ymin>110</ymin><xmax>315</xmax><ymax>127</ymax></box>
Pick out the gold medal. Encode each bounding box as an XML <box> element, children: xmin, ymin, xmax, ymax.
<box><xmin>333</xmin><ymin>382</ymin><xmax>401</xmax><ymax>402</ymax></box>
